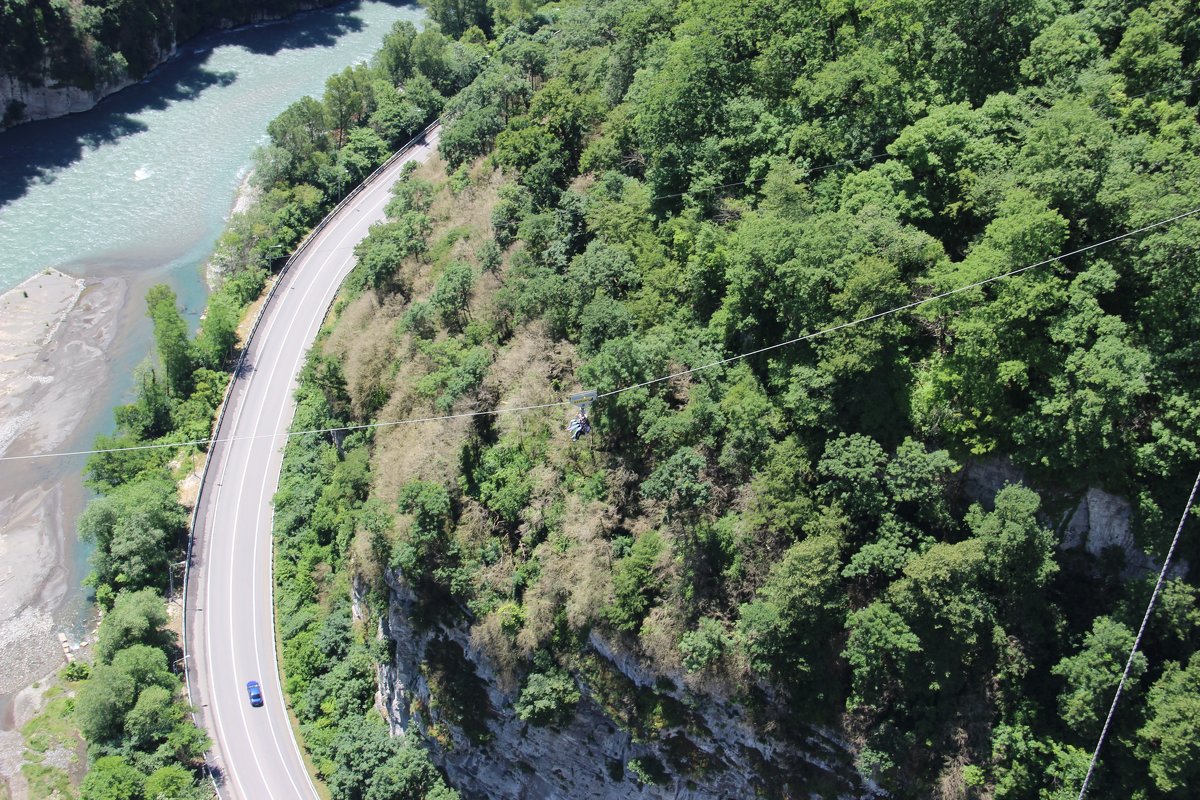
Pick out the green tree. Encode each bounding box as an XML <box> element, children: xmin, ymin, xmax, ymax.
<box><xmin>79</xmin><ymin>755</ymin><xmax>144</xmax><ymax>800</ymax></box>
<box><xmin>376</xmin><ymin>19</ymin><xmax>419</xmax><ymax>84</ymax></box>
<box><xmin>605</xmin><ymin>530</ymin><xmax>666</xmax><ymax>632</ymax></box>
<box><xmin>736</xmin><ymin>535</ymin><xmax>844</xmax><ymax>683</ymax></box>
<box><xmin>888</xmin><ymin>539</ymin><xmax>992</xmax><ymax>675</ymax></box>
<box><xmin>1052</xmin><ymin>616</ymin><xmax>1146</xmax><ymax>739</ymax></box>
<box><xmin>1020</xmin><ymin>13</ymin><xmax>1102</xmax><ymax>87</ymax></box>
<box><xmin>844</xmin><ymin>601</ymin><xmax>922</xmax><ymax>714</ymax></box>
<box><xmin>422</xmin><ymin>0</ymin><xmax>491</xmax><ymax>39</ymax></box>
<box><xmin>327</xmin><ymin>715</ymin><xmax>399</xmax><ymax>800</ymax></box>
<box><xmin>440</xmin><ymin>103</ymin><xmax>507</xmax><ymax>168</ymax></box>
<box><xmin>1040</xmin><ymin>316</ymin><xmax>1152</xmax><ymax>474</ymax></box>
<box><xmin>472</xmin><ymin>440</ymin><xmax>534</xmax><ymax>525</ymax></box>
<box><xmin>365</xmin><ymin>740</ymin><xmax>461</xmax><ymax>800</ymax></box>
<box><xmin>491</xmin><ymin>181</ymin><xmax>531</xmax><ymax>248</ymax></box>
<box><xmin>1112</xmin><ymin>7</ymin><xmax>1182</xmax><ymax>95</ymax></box>
<box><xmin>641</xmin><ymin>448</ymin><xmax>711</xmax><ymax>520</ymax></box>
<box><xmin>77</xmin><ymin>644</ymin><xmax>176</xmax><ymax>745</ymax></box>
<box><xmin>392</xmin><ymin>481</ymin><xmax>454</xmax><ymax>587</ymax></box>
<box><xmin>324</xmin><ymin>63</ymin><xmax>376</xmax><ymax>147</ymax></box>
<box><xmin>491</xmin><ymin>0</ymin><xmax>537</xmax><ymax>29</ymax></box>
<box><xmin>193</xmin><ymin>290</ymin><xmax>238</xmax><ymax>369</ymax></box>
<box><xmin>990</xmin><ymin>723</ymin><xmax>1090</xmax><ymax>800</ymax></box>
<box><xmin>95</xmin><ymin>587</ymin><xmax>174</xmax><ymax>663</ymax></box>
<box><xmin>144</xmin><ymin>764</ymin><xmax>205</xmax><ymax>800</ymax></box>
<box><xmin>402</xmin><ymin>73</ymin><xmax>446</xmax><ymax>120</ymax></box>
<box><xmin>412</xmin><ymin>28</ymin><xmax>451</xmax><ymax>90</ymax></box>
<box><xmin>679</xmin><ymin>616</ymin><xmax>731</xmax><ymax>673</ymax></box>
<box><xmin>627</xmin><ymin>27</ymin><xmax>745</xmax><ymax>198</ymax></box>
<box><xmin>1016</xmin><ymin>99</ymin><xmax>1113</xmax><ymax>223</ymax></box>
<box><xmin>967</xmin><ymin>484</ymin><xmax>1058</xmax><ymax>617</ymax></box>
<box><xmin>123</xmin><ymin>683</ymin><xmax>180</xmax><ymax>750</ymax></box>
<box><xmin>430</xmin><ymin>262</ymin><xmax>475</xmax><ymax>331</ymax></box>
<box><xmin>78</xmin><ymin>478</ymin><xmax>186</xmax><ymax>591</ymax></box>
<box><xmin>107</xmin><ymin>511</ymin><xmax>171</xmax><ymax>589</ymax></box>
<box><xmin>262</xmin><ymin>95</ymin><xmax>331</xmax><ymax>188</ymax></box>
<box><xmin>515</xmin><ymin>669</ymin><xmax>581</xmax><ymax>727</ymax></box>
<box><xmin>1138</xmin><ymin>652</ymin><xmax>1200</xmax><ymax>795</ymax></box>
<box><xmin>919</xmin><ymin>190</ymin><xmax>1070</xmax><ymax>463</ymax></box>
<box><xmin>715</xmin><ymin>366</ymin><xmax>778</xmax><ymax>477</ymax></box>
<box><xmin>113</xmin><ymin>362</ymin><xmax>173</xmax><ymax>440</ymax></box>
<box><xmin>351</xmin><ymin>215</ymin><xmax>431</xmax><ymax>294</ymax></box>
<box><xmin>337</xmin><ymin>126</ymin><xmax>390</xmax><ymax>184</ymax></box>
<box><xmin>884</xmin><ymin>438</ymin><xmax>959</xmax><ymax>531</ymax></box>
<box><xmin>76</xmin><ymin>663</ymin><xmax>138</xmax><ymax>744</ymax></box>
<box><xmin>817</xmin><ymin>433</ymin><xmax>889</xmax><ymax>524</ymax></box>
<box><xmin>371</xmin><ymin>80</ymin><xmax>426</xmax><ymax>147</ymax></box>
<box><xmin>145</xmin><ymin>284</ymin><xmax>193</xmax><ymax>397</ymax></box>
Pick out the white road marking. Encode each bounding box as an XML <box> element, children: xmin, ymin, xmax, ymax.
<box><xmin>197</xmin><ymin>134</ymin><xmax>439</xmax><ymax>799</ymax></box>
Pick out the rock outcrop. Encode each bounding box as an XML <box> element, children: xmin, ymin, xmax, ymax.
<box><xmin>962</xmin><ymin>456</ymin><xmax>1187</xmax><ymax>578</ymax></box>
<box><xmin>373</xmin><ymin>572</ymin><xmax>884</xmax><ymax>800</ymax></box>
<box><xmin>0</xmin><ymin>1</ymin><xmax>337</xmax><ymax>130</ymax></box>
<box><xmin>1</xmin><ymin>74</ymin><xmax>138</xmax><ymax>127</ymax></box>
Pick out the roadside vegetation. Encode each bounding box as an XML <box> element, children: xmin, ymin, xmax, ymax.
<box><xmin>65</xmin><ymin>13</ymin><xmax>462</xmax><ymax>799</ymax></box>
<box><xmin>64</xmin><ymin>0</ymin><xmax>1200</xmax><ymax>798</ymax></box>
<box><xmin>268</xmin><ymin>0</ymin><xmax>1200</xmax><ymax>798</ymax></box>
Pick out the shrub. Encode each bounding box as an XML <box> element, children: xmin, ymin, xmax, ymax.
<box><xmin>679</xmin><ymin>617</ymin><xmax>730</xmax><ymax>673</ymax></box>
<box><xmin>604</xmin><ymin>531</ymin><xmax>665</xmax><ymax>632</ymax></box>
<box><xmin>515</xmin><ymin>669</ymin><xmax>581</xmax><ymax>727</ymax></box>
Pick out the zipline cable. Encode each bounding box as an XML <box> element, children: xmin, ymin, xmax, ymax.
<box><xmin>2</xmin><ymin>204</ymin><xmax>1197</xmax><ymax>463</ymax></box>
<box><xmin>598</xmin><ymin>204</ymin><xmax>1200</xmax><ymax>399</ymax></box>
<box><xmin>1076</xmin><ymin>467</ymin><xmax>1200</xmax><ymax>799</ymax></box>
<box><xmin>0</xmin><ymin>400</ymin><xmax>574</xmax><ymax>461</ymax></box>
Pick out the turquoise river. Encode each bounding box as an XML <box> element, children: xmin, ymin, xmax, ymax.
<box><xmin>0</xmin><ymin>0</ymin><xmax>424</xmax><ymax>738</ymax></box>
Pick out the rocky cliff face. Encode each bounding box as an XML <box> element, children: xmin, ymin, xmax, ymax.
<box><xmin>0</xmin><ymin>2</ymin><xmax>333</xmax><ymax>129</ymax></box>
<box><xmin>962</xmin><ymin>456</ymin><xmax>1187</xmax><ymax>578</ymax></box>
<box><xmin>1</xmin><ymin>73</ymin><xmax>139</xmax><ymax>128</ymax></box>
<box><xmin>372</xmin><ymin>572</ymin><xmax>884</xmax><ymax>800</ymax></box>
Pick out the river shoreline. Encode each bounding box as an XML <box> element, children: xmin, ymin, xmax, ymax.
<box><xmin>0</xmin><ymin>270</ymin><xmax>130</xmax><ymax>709</ymax></box>
<box><xmin>0</xmin><ymin>3</ymin><xmax>422</xmax><ymax>794</ymax></box>
<box><xmin>0</xmin><ymin>0</ymin><xmax>349</xmax><ymax>131</ymax></box>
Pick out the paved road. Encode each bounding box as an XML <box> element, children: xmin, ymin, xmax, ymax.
<box><xmin>185</xmin><ymin>126</ymin><xmax>440</xmax><ymax>799</ymax></box>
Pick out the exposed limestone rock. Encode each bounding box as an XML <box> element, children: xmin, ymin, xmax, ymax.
<box><xmin>1062</xmin><ymin>488</ymin><xmax>1187</xmax><ymax>578</ymax></box>
<box><xmin>0</xmin><ymin>74</ymin><xmax>137</xmax><ymax>127</ymax></box>
<box><xmin>960</xmin><ymin>456</ymin><xmax>1026</xmax><ymax>512</ymax></box>
<box><xmin>963</xmin><ymin>457</ymin><xmax>1187</xmax><ymax>578</ymax></box>
<box><xmin>374</xmin><ymin>570</ymin><xmax>884</xmax><ymax>800</ymax></box>
<box><xmin>0</xmin><ymin>1</ymin><xmax>334</xmax><ymax>129</ymax></box>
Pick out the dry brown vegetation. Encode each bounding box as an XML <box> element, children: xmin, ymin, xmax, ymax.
<box><xmin>324</xmin><ymin>290</ymin><xmax>407</xmax><ymax>419</ymax></box>
<box><xmin>325</xmin><ymin>154</ymin><xmax>504</xmax><ymax>498</ymax></box>
<box><xmin>322</xmin><ymin>154</ymin><xmax>654</xmax><ymax>680</ymax></box>
<box><xmin>325</xmin><ymin>150</ymin><xmax>733</xmax><ymax>715</ymax></box>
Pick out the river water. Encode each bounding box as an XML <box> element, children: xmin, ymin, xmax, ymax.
<box><xmin>0</xmin><ymin>0</ymin><xmax>423</xmax><ymax>736</ymax></box>
<box><xmin>0</xmin><ymin>0</ymin><xmax>423</xmax><ymax>304</ymax></box>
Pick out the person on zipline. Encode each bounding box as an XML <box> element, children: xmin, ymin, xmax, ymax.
<box><xmin>568</xmin><ymin>407</ymin><xmax>591</xmax><ymax>440</ymax></box>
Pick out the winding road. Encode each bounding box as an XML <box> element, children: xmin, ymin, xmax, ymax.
<box><xmin>184</xmin><ymin>126</ymin><xmax>440</xmax><ymax>799</ymax></box>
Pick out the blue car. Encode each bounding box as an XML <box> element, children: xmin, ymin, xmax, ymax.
<box><xmin>246</xmin><ymin>680</ymin><xmax>264</xmax><ymax>707</ymax></box>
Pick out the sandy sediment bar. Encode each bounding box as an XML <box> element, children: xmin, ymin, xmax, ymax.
<box><xmin>0</xmin><ymin>268</ymin><xmax>127</xmax><ymax>702</ymax></box>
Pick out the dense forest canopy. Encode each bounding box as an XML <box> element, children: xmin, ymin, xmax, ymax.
<box><xmin>66</xmin><ymin>0</ymin><xmax>1200</xmax><ymax>797</ymax></box>
<box><xmin>291</xmin><ymin>0</ymin><xmax>1198</xmax><ymax>796</ymax></box>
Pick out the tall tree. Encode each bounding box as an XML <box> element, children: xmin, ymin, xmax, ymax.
<box><xmin>145</xmin><ymin>284</ymin><xmax>193</xmax><ymax>397</ymax></box>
